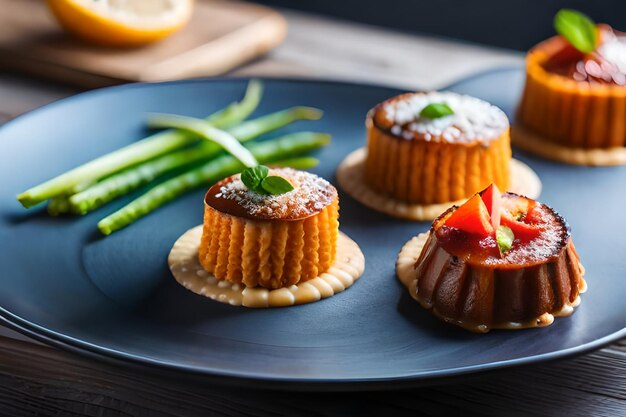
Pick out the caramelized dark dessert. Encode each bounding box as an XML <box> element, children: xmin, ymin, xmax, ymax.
<box><xmin>411</xmin><ymin>185</ymin><xmax>586</xmax><ymax>332</ymax></box>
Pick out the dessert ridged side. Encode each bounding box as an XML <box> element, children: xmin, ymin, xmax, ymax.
<box><xmin>198</xmin><ymin>198</ymin><xmax>339</xmax><ymax>289</ymax></box>
<box><xmin>412</xmin><ymin>232</ymin><xmax>586</xmax><ymax>332</ymax></box>
<box><xmin>364</xmin><ymin>119</ymin><xmax>511</xmax><ymax>204</ymax></box>
<box><xmin>517</xmin><ymin>36</ymin><xmax>626</xmax><ymax>149</ymax></box>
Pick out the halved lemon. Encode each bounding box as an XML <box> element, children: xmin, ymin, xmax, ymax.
<box><xmin>46</xmin><ymin>0</ymin><xmax>194</xmax><ymax>47</ymax></box>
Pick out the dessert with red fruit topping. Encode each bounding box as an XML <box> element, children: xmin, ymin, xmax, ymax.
<box><xmin>515</xmin><ymin>9</ymin><xmax>626</xmax><ymax>165</ymax></box>
<box><xmin>396</xmin><ymin>184</ymin><xmax>586</xmax><ymax>333</ymax></box>
<box><xmin>542</xmin><ymin>25</ymin><xmax>626</xmax><ymax>86</ymax></box>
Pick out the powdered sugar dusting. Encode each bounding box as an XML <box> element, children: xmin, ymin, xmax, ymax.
<box><xmin>491</xmin><ymin>203</ymin><xmax>569</xmax><ymax>266</ymax></box>
<box><xmin>382</xmin><ymin>92</ymin><xmax>508</xmax><ymax>143</ymax></box>
<box><xmin>212</xmin><ymin>168</ymin><xmax>336</xmax><ymax>220</ymax></box>
<box><xmin>597</xmin><ymin>29</ymin><xmax>626</xmax><ymax>83</ymax></box>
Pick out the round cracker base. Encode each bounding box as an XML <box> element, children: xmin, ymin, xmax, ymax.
<box><xmin>168</xmin><ymin>226</ymin><xmax>365</xmax><ymax>308</ymax></box>
<box><xmin>336</xmin><ymin>147</ymin><xmax>542</xmax><ymax>221</ymax></box>
<box><xmin>512</xmin><ymin>124</ymin><xmax>626</xmax><ymax>166</ymax></box>
<box><xmin>395</xmin><ymin>233</ymin><xmax>585</xmax><ymax>332</ymax></box>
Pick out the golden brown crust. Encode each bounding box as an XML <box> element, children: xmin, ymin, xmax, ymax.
<box><xmin>517</xmin><ymin>35</ymin><xmax>626</xmax><ymax>151</ymax></box>
<box><xmin>198</xmin><ymin>197</ymin><xmax>339</xmax><ymax>289</ymax></box>
<box><xmin>364</xmin><ymin>117</ymin><xmax>511</xmax><ymax>204</ymax></box>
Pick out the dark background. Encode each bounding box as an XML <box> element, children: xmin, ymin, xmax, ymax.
<box><xmin>256</xmin><ymin>0</ymin><xmax>625</xmax><ymax>50</ymax></box>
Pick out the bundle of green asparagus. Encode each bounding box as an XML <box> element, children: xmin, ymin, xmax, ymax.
<box><xmin>16</xmin><ymin>81</ymin><xmax>331</xmax><ymax>235</ymax></box>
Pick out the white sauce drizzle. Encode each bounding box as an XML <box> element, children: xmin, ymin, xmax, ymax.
<box><xmin>168</xmin><ymin>226</ymin><xmax>365</xmax><ymax>308</ymax></box>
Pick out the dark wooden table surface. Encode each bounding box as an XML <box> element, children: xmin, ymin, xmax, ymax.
<box><xmin>0</xmin><ymin>8</ymin><xmax>624</xmax><ymax>417</ymax></box>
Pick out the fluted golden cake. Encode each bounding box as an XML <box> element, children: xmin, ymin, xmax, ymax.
<box><xmin>199</xmin><ymin>168</ymin><xmax>339</xmax><ymax>290</ymax></box>
<box><xmin>515</xmin><ymin>24</ymin><xmax>626</xmax><ymax>164</ymax></box>
<box><xmin>365</xmin><ymin>92</ymin><xmax>511</xmax><ymax>205</ymax></box>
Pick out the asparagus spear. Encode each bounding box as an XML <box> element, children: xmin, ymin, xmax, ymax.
<box><xmin>17</xmin><ymin>80</ymin><xmax>263</xmax><ymax>208</ymax></box>
<box><xmin>227</xmin><ymin>106</ymin><xmax>322</xmax><ymax>140</ymax></box>
<box><xmin>69</xmin><ymin>149</ymin><xmax>203</xmax><ymax>215</ymax></box>
<box><xmin>147</xmin><ymin>113</ymin><xmax>258</xmax><ymax>168</ymax></box>
<box><xmin>97</xmin><ymin>132</ymin><xmax>331</xmax><ymax>235</ymax></box>
<box><xmin>268</xmin><ymin>157</ymin><xmax>320</xmax><ymax>170</ymax></box>
<box><xmin>47</xmin><ymin>196</ymin><xmax>72</xmax><ymax>216</ymax></box>
<box><xmin>67</xmin><ymin>107</ymin><xmax>323</xmax><ymax>215</ymax></box>
<box><xmin>47</xmin><ymin>182</ymin><xmax>93</xmax><ymax>216</ymax></box>
<box><xmin>204</xmin><ymin>80</ymin><xmax>262</xmax><ymax>128</ymax></box>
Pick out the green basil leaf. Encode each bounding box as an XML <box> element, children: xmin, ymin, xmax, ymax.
<box><xmin>496</xmin><ymin>225</ymin><xmax>515</xmax><ymax>254</ymax></box>
<box><xmin>241</xmin><ymin>165</ymin><xmax>269</xmax><ymax>191</ymax></box>
<box><xmin>261</xmin><ymin>176</ymin><xmax>294</xmax><ymax>195</ymax></box>
<box><xmin>554</xmin><ymin>9</ymin><xmax>597</xmax><ymax>53</ymax></box>
<box><xmin>419</xmin><ymin>103</ymin><xmax>454</xmax><ymax>119</ymax></box>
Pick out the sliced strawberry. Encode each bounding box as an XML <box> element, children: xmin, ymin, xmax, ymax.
<box><xmin>479</xmin><ymin>184</ymin><xmax>502</xmax><ymax>229</ymax></box>
<box><xmin>502</xmin><ymin>196</ymin><xmax>529</xmax><ymax>219</ymax></box>
<box><xmin>445</xmin><ymin>194</ymin><xmax>495</xmax><ymax>236</ymax></box>
<box><xmin>522</xmin><ymin>200</ymin><xmax>541</xmax><ymax>224</ymax></box>
<box><xmin>501</xmin><ymin>195</ymin><xmax>541</xmax><ymax>223</ymax></box>
<box><xmin>500</xmin><ymin>215</ymin><xmax>542</xmax><ymax>241</ymax></box>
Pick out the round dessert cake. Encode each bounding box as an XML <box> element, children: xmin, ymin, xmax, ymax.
<box><xmin>337</xmin><ymin>91</ymin><xmax>542</xmax><ymax>220</ymax></box>
<box><xmin>367</xmin><ymin>92</ymin><xmax>510</xmax><ymax>204</ymax></box>
<box><xmin>201</xmin><ymin>168</ymin><xmax>339</xmax><ymax>289</ymax></box>
<box><xmin>396</xmin><ymin>185</ymin><xmax>586</xmax><ymax>333</ymax></box>
<box><xmin>168</xmin><ymin>167</ymin><xmax>365</xmax><ymax>308</ymax></box>
<box><xmin>515</xmin><ymin>24</ymin><xmax>626</xmax><ymax>165</ymax></box>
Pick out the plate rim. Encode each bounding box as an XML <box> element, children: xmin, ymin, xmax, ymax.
<box><xmin>1</xmin><ymin>70</ymin><xmax>624</xmax><ymax>389</ymax></box>
<box><xmin>2</xmin><ymin>306</ymin><xmax>624</xmax><ymax>390</ymax></box>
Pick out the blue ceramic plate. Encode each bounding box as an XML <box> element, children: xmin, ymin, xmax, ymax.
<box><xmin>1</xmin><ymin>69</ymin><xmax>625</xmax><ymax>389</ymax></box>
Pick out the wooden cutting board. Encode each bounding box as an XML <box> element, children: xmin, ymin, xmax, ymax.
<box><xmin>0</xmin><ymin>0</ymin><xmax>287</xmax><ymax>87</ymax></box>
